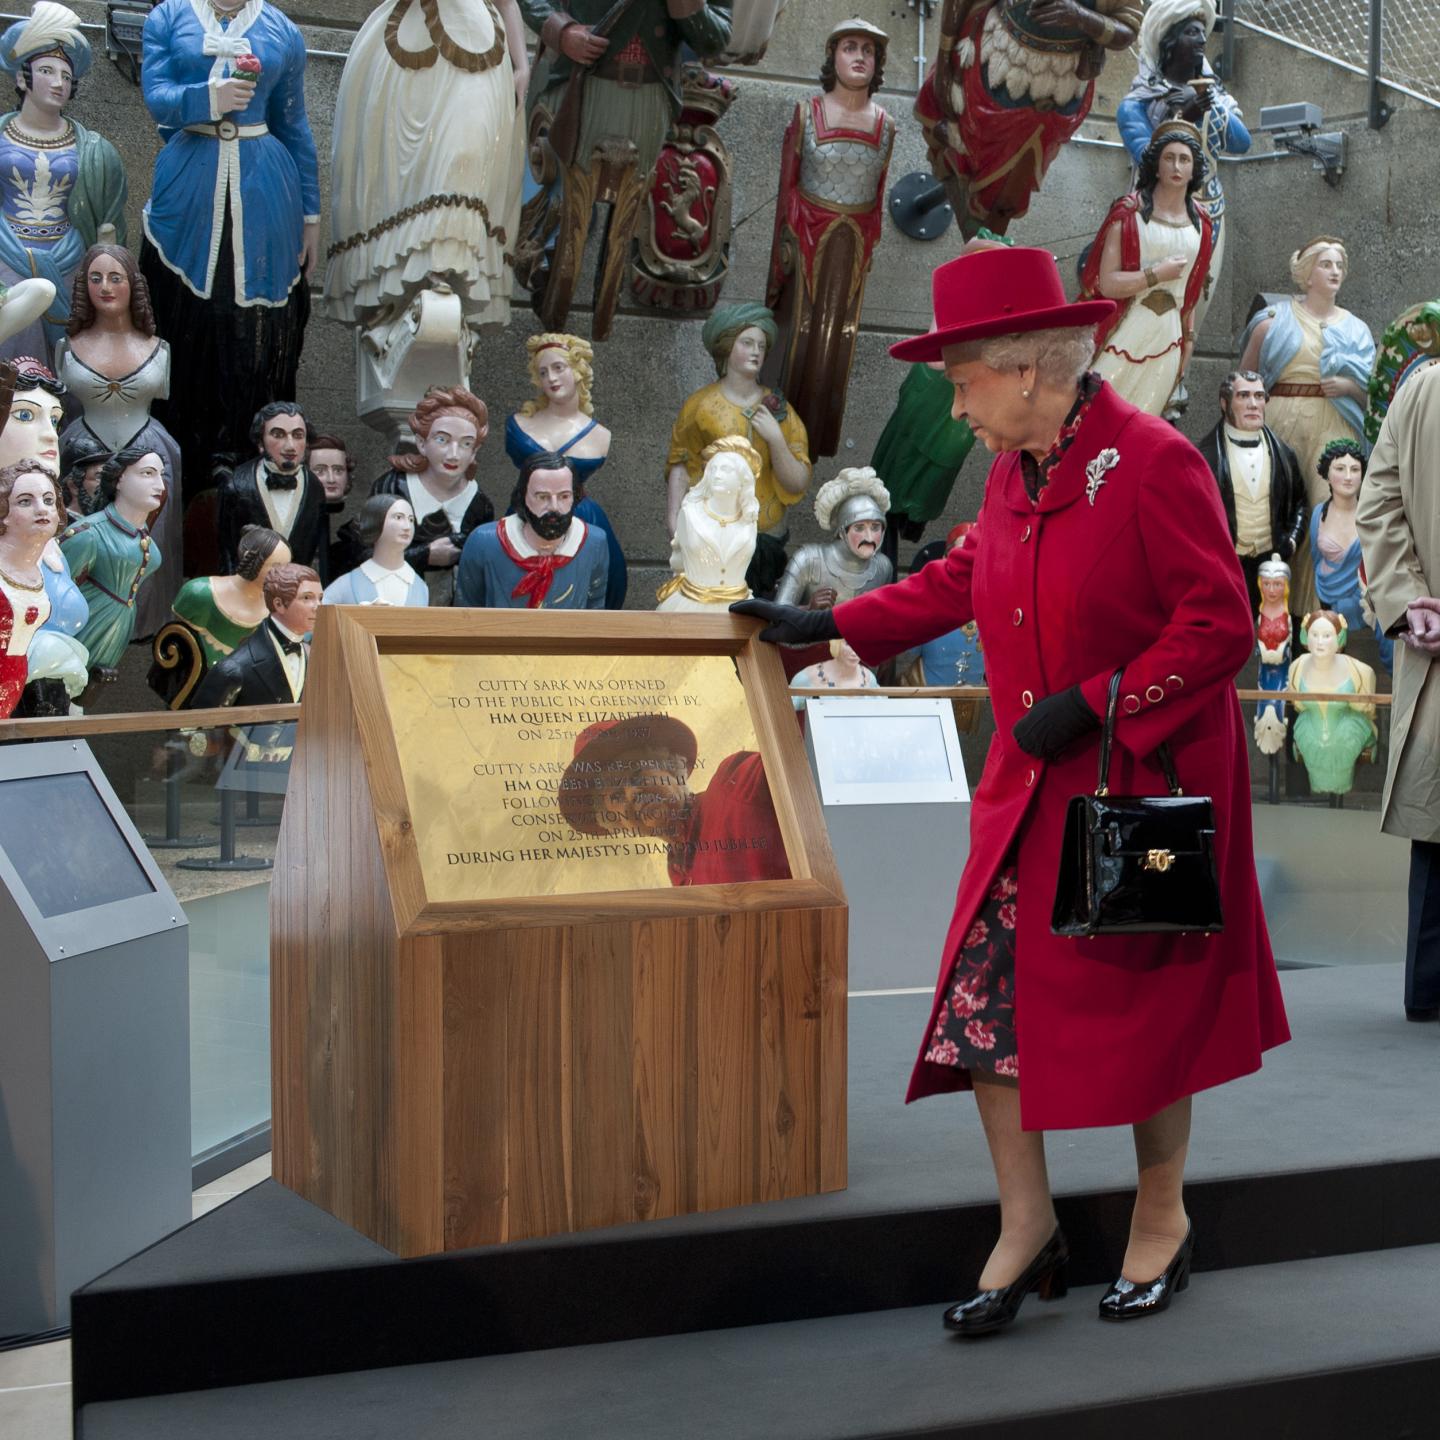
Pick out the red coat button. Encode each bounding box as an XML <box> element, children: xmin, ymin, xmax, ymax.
<box><xmin>1021</xmin><ymin>525</ymin><xmax>1032</xmax><ymax>543</ymax></box>
<box><xmin>1022</xmin><ymin>690</ymin><xmax>1034</xmax><ymax>708</ymax></box>
<box><xmin>1025</xmin><ymin>769</ymin><xmax>1036</xmax><ymax>787</ymax></box>
<box><xmin>1013</xmin><ymin>608</ymin><xmax>1023</xmax><ymax>625</ymax></box>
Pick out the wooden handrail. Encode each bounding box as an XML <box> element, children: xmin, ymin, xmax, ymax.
<box><xmin>1234</xmin><ymin>688</ymin><xmax>1391</xmax><ymax>706</ymax></box>
<box><xmin>0</xmin><ymin>684</ymin><xmax>1392</xmax><ymax>742</ymax></box>
<box><xmin>0</xmin><ymin>702</ymin><xmax>300</xmax><ymax>741</ymax></box>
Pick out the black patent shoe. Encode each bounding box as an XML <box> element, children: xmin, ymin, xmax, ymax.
<box><xmin>942</xmin><ymin>1227</ymin><xmax>1069</xmax><ymax>1337</ymax></box>
<box><xmin>1097</xmin><ymin>1225</ymin><xmax>1194</xmax><ymax>1322</ymax></box>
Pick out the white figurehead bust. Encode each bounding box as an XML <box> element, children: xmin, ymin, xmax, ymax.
<box><xmin>656</xmin><ymin>436</ymin><xmax>762</xmax><ymax>612</ymax></box>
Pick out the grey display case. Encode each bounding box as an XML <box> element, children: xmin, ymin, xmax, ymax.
<box><xmin>803</xmin><ymin>698</ymin><xmax>971</xmax><ymax>991</ymax></box>
<box><xmin>0</xmin><ymin>740</ymin><xmax>191</xmax><ymax>1337</ymax></box>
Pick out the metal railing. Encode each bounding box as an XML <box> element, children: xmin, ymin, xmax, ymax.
<box><xmin>1230</xmin><ymin>0</ymin><xmax>1440</xmax><ymax>122</ymax></box>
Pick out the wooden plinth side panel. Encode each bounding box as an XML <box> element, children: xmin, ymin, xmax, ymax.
<box><xmin>505</xmin><ymin>929</ymin><xmax>573</xmax><ymax>1242</ymax></box>
<box><xmin>272</xmin><ymin>630</ymin><xmax>444</xmax><ymax>1257</ymax></box>
<box><xmin>694</xmin><ymin>913</ymin><xmax>761</xmax><ymax>1211</ymax></box>
<box><xmin>758</xmin><ymin>910</ymin><xmax>821</xmax><ymax>1202</ymax></box>
<box><xmin>631</xmin><ymin>918</ymin><xmax>696</xmax><ymax>1223</ymax></box>
<box><xmin>439</xmin><ymin>907</ymin><xmax>844</xmax><ymax>1251</ymax></box>
<box><xmin>440</xmin><ymin>935</ymin><xmax>513</xmax><ymax>1251</ymax></box>
<box><xmin>270</xmin><ymin>730</ymin><xmax>309</xmax><ymax>1195</ymax></box>
<box><xmin>569</xmin><ymin>924</ymin><xmax>637</xmax><ymax>1232</ymax></box>
<box><xmin>819</xmin><ymin>905</ymin><xmax>848</xmax><ymax>1193</ymax></box>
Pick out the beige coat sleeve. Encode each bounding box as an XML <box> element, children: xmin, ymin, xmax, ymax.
<box><xmin>1357</xmin><ymin>369</ymin><xmax>1436</xmax><ymax>635</ymax></box>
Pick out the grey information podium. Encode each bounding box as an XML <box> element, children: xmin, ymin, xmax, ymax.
<box><xmin>0</xmin><ymin>741</ymin><xmax>191</xmax><ymax>1337</ymax></box>
<box><xmin>803</xmin><ymin>697</ymin><xmax>971</xmax><ymax>991</ymax></box>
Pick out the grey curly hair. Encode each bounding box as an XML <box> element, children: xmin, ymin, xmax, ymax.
<box><xmin>944</xmin><ymin>325</ymin><xmax>1097</xmax><ymax>386</ymax></box>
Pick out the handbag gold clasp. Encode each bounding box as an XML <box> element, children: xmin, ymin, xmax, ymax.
<box><xmin>1143</xmin><ymin>849</ymin><xmax>1175</xmax><ymax>873</ymax></box>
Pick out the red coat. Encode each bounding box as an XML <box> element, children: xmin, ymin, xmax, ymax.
<box><xmin>836</xmin><ymin>382</ymin><xmax>1290</xmax><ymax>1130</ymax></box>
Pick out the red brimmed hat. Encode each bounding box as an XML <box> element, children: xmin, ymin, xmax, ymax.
<box><xmin>889</xmin><ymin>247</ymin><xmax>1116</xmax><ymax>363</ymax></box>
<box><xmin>557</xmin><ymin>714</ymin><xmax>699</xmax><ymax>837</ymax></box>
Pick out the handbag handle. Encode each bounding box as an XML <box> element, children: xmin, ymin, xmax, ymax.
<box><xmin>1096</xmin><ymin>668</ymin><xmax>1182</xmax><ymax>797</ymax></box>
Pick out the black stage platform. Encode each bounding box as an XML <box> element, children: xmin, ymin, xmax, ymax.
<box><xmin>74</xmin><ymin>963</ymin><xmax>1440</xmax><ymax>1437</ymax></box>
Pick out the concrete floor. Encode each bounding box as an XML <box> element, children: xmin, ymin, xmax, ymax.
<box><xmin>0</xmin><ymin>1154</ymin><xmax>273</xmax><ymax>1440</ymax></box>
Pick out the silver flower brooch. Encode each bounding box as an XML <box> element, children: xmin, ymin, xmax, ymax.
<box><xmin>1084</xmin><ymin>448</ymin><xmax>1120</xmax><ymax>506</ymax></box>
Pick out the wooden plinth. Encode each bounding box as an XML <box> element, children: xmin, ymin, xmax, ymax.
<box><xmin>271</xmin><ymin>609</ymin><xmax>847</xmax><ymax>1257</ymax></box>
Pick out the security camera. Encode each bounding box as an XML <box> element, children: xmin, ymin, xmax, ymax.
<box><xmin>1257</xmin><ymin>103</ymin><xmax>1345</xmax><ymax>186</ymax></box>
<box><xmin>1257</xmin><ymin>102</ymin><xmax>1323</xmax><ymax>134</ymax></box>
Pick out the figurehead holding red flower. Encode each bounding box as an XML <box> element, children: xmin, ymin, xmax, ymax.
<box><xmin>666</xmin><ymin>301</ymin><xmax>812</xmax><ymax>594</ymax></box>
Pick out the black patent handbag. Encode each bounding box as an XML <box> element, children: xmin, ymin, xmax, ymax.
<box><xmin>1051</xmin><ymin>670</ymin><xmax>1224</xmax><ymax>937</ymax></box>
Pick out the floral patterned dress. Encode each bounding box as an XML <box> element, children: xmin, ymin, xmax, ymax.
<box><xmin>925</xmin><ymin>864</ymin><xmax>1019</xmax><ymax>1077</ymax></box>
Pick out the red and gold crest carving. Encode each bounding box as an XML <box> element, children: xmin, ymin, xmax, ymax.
<box><xmin>630</xmin><ymin>67</ymin><xmax>738</xmax><ymax>314</ymax></box>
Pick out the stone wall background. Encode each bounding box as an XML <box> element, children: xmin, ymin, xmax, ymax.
<box><xmin>61</xmin><ymin>0</ymin><xmax>1440</xmax><ymax>602</ymax></box>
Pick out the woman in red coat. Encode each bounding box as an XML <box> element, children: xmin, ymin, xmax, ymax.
<box><xmin>736</xmin><ymin>244</ymin><xmax>1289</xmax><ymax>1334</ymax></box>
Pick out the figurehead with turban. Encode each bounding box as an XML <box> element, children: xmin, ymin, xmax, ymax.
<box><xmin>700</xmin><ymin>302</ymin><xmax>779</xmax><ymax>377</ymax></box>
<box><xmin>0</xmin><ymin>2</ymin><xmax>92</xmax><ymax>85</ymax></box>
<box><xmin>1135</xmin><ymin>0</ymin><xmax>1216</xmax><ymax>76</ymax></box>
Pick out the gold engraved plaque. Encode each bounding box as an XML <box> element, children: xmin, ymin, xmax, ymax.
<box><xmin>380</xmin><ymin>651</ymin><xmax>792</xmax><ymax>899</ymax></box>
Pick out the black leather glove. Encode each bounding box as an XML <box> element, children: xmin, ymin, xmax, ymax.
<box><xmin>1011</xmin><ymin>685</ymin><xmax>1100</xmax><ymax>761</ymax></box>
<box><xmin>730</xmin><ymin>599</ymin><xmax>842</xmax><ymax>646</ymax></box>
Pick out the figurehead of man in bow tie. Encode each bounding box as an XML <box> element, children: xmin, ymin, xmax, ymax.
<box><xmin>255</xmin><ymin>405</ymin><xmax>309</xmax><ymax>491</ymax></box>
<box><xmin>216</xmin><ymin>400</ymin><xmax>326</xmax><ymax>579</ymax></box>
<box><xmin>1196</xmin><ymin>368</ymin><xmax>1308</xmax><ymax>606</ymax></box>
<box><xmin>189</xmin><ymin>559</ymin><xmax>321</xmax><ymax>708</ymax></box>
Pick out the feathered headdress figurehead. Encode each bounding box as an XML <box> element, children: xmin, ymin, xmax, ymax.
<box><xmin>0</xmin><ymin>2</ymin><xmax>92</xmax><ymax>82</ymax></box>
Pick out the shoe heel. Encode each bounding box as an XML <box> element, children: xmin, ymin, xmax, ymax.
<box><xmin>1036</xmin><ymin>1261</ymin><xmax>1068</xmax><ymax>1301</ymax></box>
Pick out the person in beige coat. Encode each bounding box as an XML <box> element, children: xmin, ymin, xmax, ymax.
<box><xmin>1356</xmin><ymin>359</ymin><xmax>1440</xmax><ymax>1021</ymax></box>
